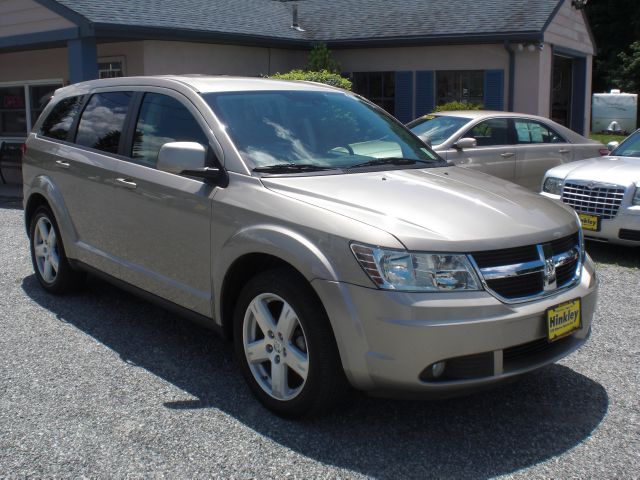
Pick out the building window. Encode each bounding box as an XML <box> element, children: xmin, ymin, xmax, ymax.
<box><xmin>0</xmin><ymin>86</ymin><xmax>26</xmax><ymax>136</ymax></box>
<box><xmin>98</xmin><ymin>59</ymin><xmax>124</xmax><ymax>79</ymax></box>
<box><xmin>351</xmin><ymin>72</ymin><xmax>395</xmax><ymax>114</ymax></box>
<box><xmin>436</xmin><ymin>70</ymin><xmax>484</xmax><ymax>106</ymax></box>
<box><xmin>0</xmin><ymin>81</ymin><xmax>62</xmax><ymax>137</ymax></box>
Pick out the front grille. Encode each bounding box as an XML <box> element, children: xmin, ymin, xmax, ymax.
<box><xmin>561</xmin><ymin>181</ymin><xmax>625</xmax><ymax>219</ymax></box>
<box><xmin>503</xmin><ymin>335</ymin><xmax>574</xmax><ymax>372</ymax></box>
<box><xmin>471</xmin><ymin>233</ymin><xmax>580</xmax><ymax>302</ymax></box>
<box><xmin>619</xmin><ymin>229</ymin><xmax>640</xmax><ymax>241</ymax></box>
<box><xmin>486</xmin><ymin>272</ymin><xmax>543</xmax><ymax>298</ymax></box>
<box><xmin>472</xmin><ymin>244</ymin><xmax>538</xmax><ymax>269</ymax></box>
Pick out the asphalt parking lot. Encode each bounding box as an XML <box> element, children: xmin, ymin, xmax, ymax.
<box><xmin>0</xmin><ymin>196</ymin><xmax>638</xmax><ymax>479</ymax></box>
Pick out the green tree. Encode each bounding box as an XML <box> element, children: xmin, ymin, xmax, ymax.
<box><xmin>586</xmin><ymin>0</ymin><xmax>640</xmax><ymax>92</ymax></box>
<box><xmin>611</xmin><ymin>41</ymin><xmax>640</xmax><ymax>92</ymax></box>
<box><xmin>307</xmin><ymin>42</ymin><xmax>340</xmax><ymax>73</ymax></box>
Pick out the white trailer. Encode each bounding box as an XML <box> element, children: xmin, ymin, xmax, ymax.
<box><xmin>591</xmin><ymin>90</ymin><xmax>638</xmax><ymax>134</ymax></box>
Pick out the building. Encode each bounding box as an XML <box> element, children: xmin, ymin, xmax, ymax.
<box><xmin>0</xmin><ymin>0</ymin><xmax>595</xmax><ymax>143</ymax></box>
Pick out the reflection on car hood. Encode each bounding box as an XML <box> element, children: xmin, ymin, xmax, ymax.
<box><xmin>261</xmin><ymin>167</ymin><xmax>578</xmax><ymax>252</ymax></box>
<box><xmin>547</xmin><ymin>156</ymin><xmax>640</xmax><ymax>185</ymax></box>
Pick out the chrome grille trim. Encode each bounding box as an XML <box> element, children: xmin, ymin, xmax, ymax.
<box><xmin>561</xmin><ymin>181</ymin><xmax>625</xmax><ymax>219</ymax></box>
<box><xmin>469</xmin><ymin>232</ymin><xmax>582</xmax><ymax>304</ymax></box>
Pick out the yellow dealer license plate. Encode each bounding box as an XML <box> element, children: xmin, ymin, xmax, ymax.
<box><xmin>578</xmin><ymin>213</ymin><xmax>600</xmax><ymax>232</ymax></box>
<box><xmin>547</xmin><ymin>299</ymin><xmax>581</xmax><ymax>342</ymax></box>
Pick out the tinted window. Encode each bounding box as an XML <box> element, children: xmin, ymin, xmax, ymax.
<box><xmin>40</xmin><ymin>96</ymin><xmax>84</xmax><ymax>140</ymax></box>
<box><xmin>514</xmin><ymin>120</ymin><xmax>564</xmax><ymax>144</ymax></box>
<box><xmin>76</xmin><ymin>92</ymin><xmax>132</xmax><ymax>154</ymax></box>
<box><xmin>132</xmin><ymin>93</ymin><xmax>208</xmax><ymax>167</ymax></box>
<box><xmin>466</xmin><ymin>118</ymin><xmax>510</xmax><ymax>146</ymax></box>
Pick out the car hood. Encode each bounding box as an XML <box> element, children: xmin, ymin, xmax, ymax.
<box><xmin>261</xmin><ymin>167</ymin><xmax>578</xmax><ymax>252</ymax></box>
<box><xmin>547</xmin><ymin>156</ymin><xmax>640</xmax><ymax>185</ymax></box>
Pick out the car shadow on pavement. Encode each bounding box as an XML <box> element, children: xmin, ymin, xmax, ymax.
<box><xmin>586</xmin><ymin>241</ymin><xmax>640</xmax><ymax>268</ymax></box>
<box><xmin>0</xmin><ymin>197</ymin><xmax>23</xmax><ymax>210</ymax></box>
<box><xmin>22</xmin><ymin>274</ymin><xmax>608</xmax><ymax>480</ymax></box>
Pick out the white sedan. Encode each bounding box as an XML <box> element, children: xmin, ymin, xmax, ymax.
<box><xmin>541</xmin><ymin>130</ymin><xmax>640</xmax><ymax>246</ymax></box>
<box><xmin>408</xmin><ymin>111</ymin><xmax>605</xmax><ymax>190</ymax></box>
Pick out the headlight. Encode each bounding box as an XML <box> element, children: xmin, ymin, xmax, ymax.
<box><xmin>542</xmin><ymin>177</ymin><xmax>563</xmax><ymax>195</ymax></box>
<box><xmin>633</xmin><ymin>185</ymin><xmax>640</xmax><ymax>206</ymax></box>
<box><xmin>351</xmin><ymin>243</ymin><xmax>481</xmax><ymax>292</ymax></box>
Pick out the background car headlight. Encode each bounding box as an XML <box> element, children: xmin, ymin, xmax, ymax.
<box><xmin>351</xmin><ymin>244</ymin><xmax>481</xmax><ymax>291</ymax></box>
<box><xmin>542</xmin><ymin>177</ymin><xmax>563</xmax><ymax>195</ymax></box>
<box><xmin>633</xmin><ymin>185</ymin><xmax>640</xmax><ymax>206</ymax></box>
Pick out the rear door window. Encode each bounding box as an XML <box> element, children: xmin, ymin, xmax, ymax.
<box><xmin>40</xmin><ymin>96</ymin><xmax>84</xmax><ymax>141</ymax></box>
<box><xmin>514</xmin><ymin>120</ymin><xmax>565</xmax><ymax>144</ymax></box>
<box><xmin>131</xmin><ymin>93</ymin><xmax>208</xmax><ymax>168</ymax></box>
<box><xmin>75</xmin><ymin>92</ymin><xmax>133</xmax><ymax>154</ymax></box>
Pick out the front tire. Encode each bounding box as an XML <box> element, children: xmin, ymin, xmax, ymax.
<box><xmin>233</xmin><ymin>269</ymin><xmax>349</xmax><ymax>417</ymax></box>
<box><xmin>29</xmin><ymin>206</ymin><xmax>85</xmax><ymax>294</ymax></box>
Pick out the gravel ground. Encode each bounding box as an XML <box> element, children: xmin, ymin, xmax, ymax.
<box><xmin>0</xmin><ymin>198</ymin><xmax>638</xmax><ymax>479</ymax></box>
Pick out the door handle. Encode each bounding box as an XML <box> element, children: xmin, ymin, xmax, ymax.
<box><xmin>115</xmin><ymin>178</ymin><xmax>137</xmax><ymax>189</ymax></box>
<box><xmin>558</xmin><ymin>149</ymin><xmax>570</xmax><ymax>154</ymax></box>
<box><xmin>500</xmin><ymin>152</ymin><xmax>515</xmax><ymax>158</ymax></box>
<box><xmin>55</xmin><ymin>160</ymin><xmax>70</xmax><ymax>169</ymax></box>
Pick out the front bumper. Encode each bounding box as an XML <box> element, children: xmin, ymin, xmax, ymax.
<box><xmin>312</xmin><ymin>257</ymin><xmax>598</xmax><ymax>396</ymax></box>
<box><xmin>541</xmin><ymin>192</ymin><xmax>640</xmax><ymax>246</ymax></box>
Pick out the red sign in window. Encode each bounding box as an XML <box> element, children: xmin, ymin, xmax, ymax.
<box><xmin>3</xmin><ymin>95</ymin><xmax>25</xmax><ymax>109</ymax></box>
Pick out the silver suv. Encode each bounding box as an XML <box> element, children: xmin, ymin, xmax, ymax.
<box><xmin>23</xmin><ymin>76</ymin><xmax>598</xmax><ymax>417</ymax></box>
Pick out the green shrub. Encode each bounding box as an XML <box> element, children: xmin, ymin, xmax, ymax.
<box><xmin>269</xmin><ymin>69</ymin><xmax>352</xmax><ymax>91</ymax></box>
<box><xmin>434</xmin><ymin>101</ymin><xmax>483</xmax><ymax>112</ymax></box>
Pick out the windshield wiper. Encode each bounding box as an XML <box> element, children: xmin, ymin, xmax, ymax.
<box><xmin>347</xmin><ymin>157</ymin><xmax>436</xmax><ymax>169</ymax></box>
<box><xmin>253</xmin><ymin>163</ymin><xmax>337</xmax><ymax>173</ymax></box>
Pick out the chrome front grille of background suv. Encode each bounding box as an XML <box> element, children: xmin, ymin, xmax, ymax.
<box><xmin>469</xmin><ymin>232</ymin><xmax>582</xmax><ymax>303</ymax></box>
<box><xmin>561</xmin><ymin>181</ymin><xmax>625</xmax><ymax>219</ymax></box>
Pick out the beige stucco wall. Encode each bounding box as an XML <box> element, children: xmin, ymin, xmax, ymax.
<box><xmin>98</xmin><ymin>42</ymin><xmax>145</xmax><ymax>77</ymax></box>
<box><xmin>142</xmin><ymin>40</ymin><xmax>307</xmax><ymax>76</ymax></box>
<box><xmin>333</xmin><ymin>44</ymin><xmax>509</xmax><ymax>73</ymax></box>
<box><xmin>0</xmin><ymin>0</ymin><xmax>75</xmax><ymax>38</ymax></box>
<box><xmin>0</xmin><ymin>47</ymin><xmax>67</xmax><ymax>83</ymax></box>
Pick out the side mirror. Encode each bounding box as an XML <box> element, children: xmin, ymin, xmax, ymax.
<box><xmin>607</xmin><ymin>141</ymin><xmax>619</xmax><ymax>152</ymax></box>
<box><xmin>157</xmin><ymin>141</ymin><xmax>226</xmax><ymax>184</ymax></box>
<box><xmin>158</xmin><ymin>142</ymin><xmax>207</xmax><ymax>174</ymax></box>
<box><xmin>453</xmin><ymin>137</ymin><xmax>477</xmax><ymax>150</ymax></box>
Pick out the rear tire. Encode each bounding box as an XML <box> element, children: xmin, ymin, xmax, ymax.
<box><xmin>233</xmin><ymin>268</ymin><xmax>349</xmax><ymax>417</ymax></box>
<box><xmin>29</xmin><ymin>205</ymin><xmax>85</xmax><ymax>294</ymax></box>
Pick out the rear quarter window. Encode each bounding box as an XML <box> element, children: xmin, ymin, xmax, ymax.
<box><xmin>40</xmin><ymin>96</ymin><xmax>84</xmax><ymax>140</ymax></box>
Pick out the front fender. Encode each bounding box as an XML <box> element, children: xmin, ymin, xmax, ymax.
<box><xmin>213</xmin><ymin>223</ymin><xmax>340</xmax><ymax>306</ymax></box>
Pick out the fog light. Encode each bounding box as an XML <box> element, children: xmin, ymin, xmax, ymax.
<box><xmin>431</xmin><ymin>361</ymin><xmax>446</xmax><ymax>378</ymax></box>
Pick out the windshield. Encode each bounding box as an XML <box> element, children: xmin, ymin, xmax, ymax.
<box><xmin>612</xmin><ymin>131</ymin><xmax>640</xmax><ymax>157</ymax></box>
<box><xmin>408</xmin><ymin>115</ymin><xmax>471</xmax><ymax>146</ymax></box>
<box><xmin>202</xmin><ymin>90</ymin><xmax>444</xmax><ymax>171</ymax></box>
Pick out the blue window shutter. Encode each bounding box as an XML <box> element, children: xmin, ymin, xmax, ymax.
<box><xmin>415</xmin><ymin>71</ymin><xmax>435</xmax><ymax>116</ymax></box>
<box><xmin>483</xmin><ymin>70</ymin><xmax>505</xmax><ymax>111</ymax></box>
<box><xmin>570</xmin><ymin>58</ymin><xmax>587</xmax><ymax>134</ymax></box>
<box><xmin>394</xmin><ymin>71</ymin><xmax>413</xmax><ymax>122</ymax></box>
